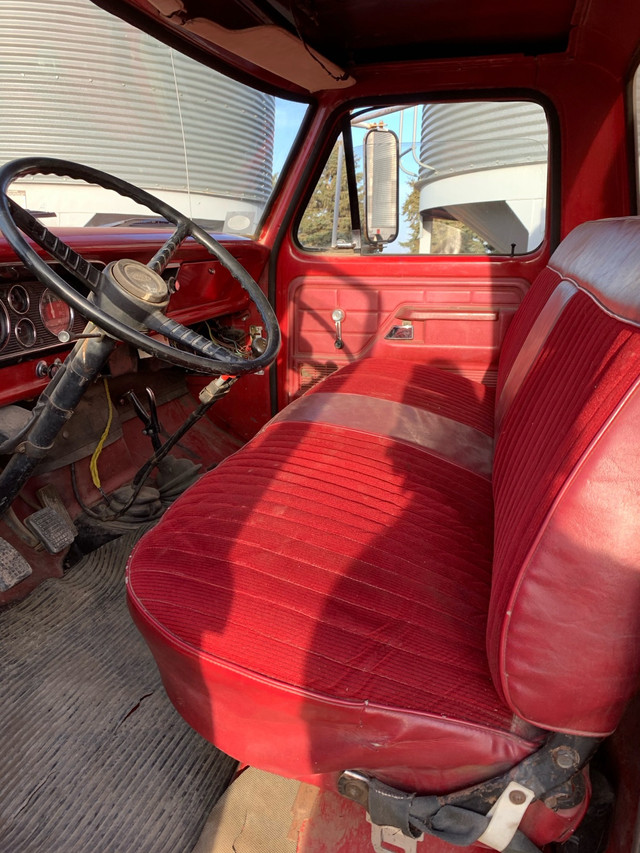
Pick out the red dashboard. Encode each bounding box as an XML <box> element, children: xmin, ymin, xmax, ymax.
<box><xmin>0</xmin><ymin>228</ymin><xmax>271</xmax><ymax>406</ymax></box>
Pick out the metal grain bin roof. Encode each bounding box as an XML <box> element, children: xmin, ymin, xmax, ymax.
<box><xmin>419</xmin><ymin>102</ymin><xmax>548</xmax><ymax>184</ymax></box>
<box><xmin>0</xmin><ymin>0</ymin><xmax>274</xmax><ymax>204</ymax></box>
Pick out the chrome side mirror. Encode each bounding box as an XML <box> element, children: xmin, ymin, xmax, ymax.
<box><xmin>363</xmin><ymin>128</ymin><xmax>399</xmax><ymax>247</ymax></box>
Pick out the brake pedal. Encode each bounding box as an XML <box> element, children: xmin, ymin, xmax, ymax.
<box><xmin>0</xmin><ymin>538</ymin><xmax>32</xmax><ymax>591</ymax></box>
<box><xmin>24</xmin><ymin>507</ymin><xmax>77</xmax><ymax>555</ymax></box>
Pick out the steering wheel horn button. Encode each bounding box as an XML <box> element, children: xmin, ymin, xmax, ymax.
<box><xmin>110</xmin><ymin>259</ymin><xmax>170</xmax><ymax>305</ymax></box>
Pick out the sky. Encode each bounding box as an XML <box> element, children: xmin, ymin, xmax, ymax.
<box><xmin>273</xmin><ymin>99</ymin><xmax>309</xmax><ymax>176</ymax></box>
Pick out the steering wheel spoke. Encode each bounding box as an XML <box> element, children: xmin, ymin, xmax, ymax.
<box><xmin>146</xmin><ymin>314</ymin><xmax>238</xmax><ymax>365</ymax></box>
<box><xmin>7</xmin><ymin>198</ymin><xmax>103</xmax><ymax>292</ymax></box>
<box><xmin>147</xmin><ymin>221</ymin><xmax>191</xmax><ymax>274</ymax></box>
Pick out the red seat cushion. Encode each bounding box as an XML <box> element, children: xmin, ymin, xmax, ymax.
<box><xmin>127</xmin><ymin>417</ymin><xmax>544</xmax><ymax>795</ymax></box>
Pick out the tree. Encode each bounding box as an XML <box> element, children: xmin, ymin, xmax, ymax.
<box><xmin>400</xmin><ymin>178</ymin><xmax>421</xmax><ymax>254</ymax></box>
<box><xmin>431</xmin><ymin>219</ymin><xmax>492</xmax><ymax>254</ymax></box>
<box><xmin>298</xmin><ymin>139</ymin><xmax>362</xmax><ymax>249</ymax></box>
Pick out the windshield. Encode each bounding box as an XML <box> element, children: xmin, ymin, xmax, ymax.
<box><xmin>0</xmin><ymin>0</ymin><xmax>308</xmax><ymax>234</ymax></box>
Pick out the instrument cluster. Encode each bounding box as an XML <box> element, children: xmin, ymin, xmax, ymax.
<box><xmin>0</xmin><ymin>264</ymin><xmax>91</xmax><ymax>365</ymax></box>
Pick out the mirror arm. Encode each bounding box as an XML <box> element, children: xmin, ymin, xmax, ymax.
<box><xmin>340</xmin><ymin>115</ymin><xmax>362</xmax><ymax>237</ymax></box>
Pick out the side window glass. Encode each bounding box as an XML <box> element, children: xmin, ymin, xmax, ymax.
<box><xmin>297</xmin><ymin>101</ymin><xmax>548</xmax><ymax>256</ymax></box>
<box><xmin>297</xmin><ymin>135</ymin><xmax>363</xmax><ymax>249</ymax></box>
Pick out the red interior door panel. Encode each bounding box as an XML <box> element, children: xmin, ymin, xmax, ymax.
<box><xmin>279</xmin><ymin>242</ymin><xmax>547</xmax><ymax>404</ymax></box>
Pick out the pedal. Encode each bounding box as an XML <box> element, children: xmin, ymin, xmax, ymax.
<box><xmin>24</xmin><ymin>507</ymin><xmax>77</xmax><ymax>555</ymax></box>
<box><xmin>0</xmin><ymin>538</ymin><xmax>32</xmax><ymax>591</ymax></box>
<box><xmin>37</xmin><ymin>484</ymin><xmax>77</xmax><ymax>533</ymax></box>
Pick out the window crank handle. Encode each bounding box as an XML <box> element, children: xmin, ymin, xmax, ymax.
<box><xmin>332</xmin><ymin>308</ymin><xmax>345</xmax><ymax>349</ymax></box>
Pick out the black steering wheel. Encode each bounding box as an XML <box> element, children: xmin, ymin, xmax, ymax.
<box><xmin>0</xmin><ymin>157</ymin><xmax>280</xmax><ymax>376</ymax></box>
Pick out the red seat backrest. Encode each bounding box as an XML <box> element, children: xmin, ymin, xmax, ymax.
<box><xmin>487</xmin><ymin>218</ymin><xmax>640</xmax><ymax>735</ymax></box>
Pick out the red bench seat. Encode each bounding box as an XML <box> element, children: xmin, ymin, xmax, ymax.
<box><xmin>126</xmin><ymin>217</ymin><xmax>640</xmax><ymax>846</ymax></box>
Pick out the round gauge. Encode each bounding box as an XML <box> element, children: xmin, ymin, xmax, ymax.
<box><xmin>15</xmin><ymin>318</ymin><xmax>36</xmax><ymax>348</ymax></box>
<box><xmin>8</xmin><ymin>285</ymin><xmax>29</xmax><ymax>314</ymax></box>
<box><xmin>0</xmin><ymin>301</ymin><xmax>9</xmax><ymax>351</ymax></box>
<box><xmin>39</xmin><ymin>290</ymin><xmax>74</xmax><ymax>338</ymax></box>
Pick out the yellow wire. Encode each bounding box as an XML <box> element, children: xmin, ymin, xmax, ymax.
<box><xmin>90</xmin><ymin>377</ymin><xmax>113</xmax><ymax>491</ymax></box>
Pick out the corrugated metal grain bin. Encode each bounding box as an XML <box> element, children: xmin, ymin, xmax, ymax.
<box><xmin>417</xmin><ymin>102</ymin><xmax>548</xmax><ymax>253</ymax></box>
<box><xmin>0</xmin><ymin>0</ymin><xmax>275</xmax><ymax>229</ymax></box>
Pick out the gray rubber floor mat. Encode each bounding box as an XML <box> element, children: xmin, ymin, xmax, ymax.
<box><xmin>0</xmin><ymin>530</ymin><xmax>237</xmax><ymax>853</ymax></box>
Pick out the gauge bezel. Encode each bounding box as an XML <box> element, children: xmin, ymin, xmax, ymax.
<box><xmin>0</xmin><ymin>300</ymin><xmax>9</xmax><ymax>352</ymax></box>
<box><xmin>39</xmin><ymin>288</ymin><xmax>75</xmax><ymax>338</ymax></box>
<box><xmin>8</xmin><ymin>284</ymin><xmax>30</xmax><ymax>314</ymax></box>
<box><xmin>15</xmin><ymin>317</ymin><xmax>37</xmax><ymax>348</ymax></box>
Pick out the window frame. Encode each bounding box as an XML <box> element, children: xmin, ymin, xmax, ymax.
<box><xmin>292</xmin><ymin>91</ymin><xmax>559</xmax><ymax>259</ymax></box>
